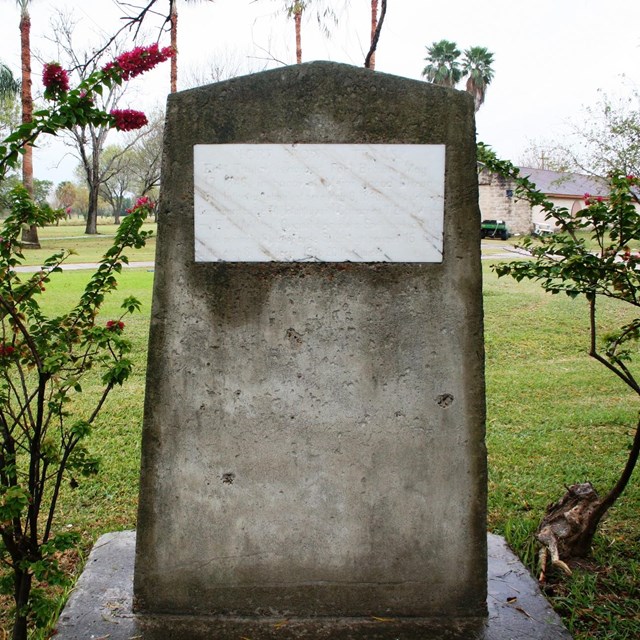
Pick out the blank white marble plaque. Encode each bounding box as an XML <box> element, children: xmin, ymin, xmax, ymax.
<box><xmin>194</xmin><ymin>144</ymin><xmax>445</xmax><ymax>262</ymax></box>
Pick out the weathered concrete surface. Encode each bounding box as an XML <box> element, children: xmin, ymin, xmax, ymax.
<box><xmin>135</xmin><ymin>62</ymin><xmax>486</xmax><ymax>619</ymax></box>
<box><xmin>55</xmin><ymin>531</ymin><xmax>572</xmax><ymax>639</ymax></box>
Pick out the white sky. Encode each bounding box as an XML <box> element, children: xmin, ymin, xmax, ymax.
<box><xmin>1</xmin><ymin>0</ymin><xmax>639</xmax><ymax>185</ymax></box>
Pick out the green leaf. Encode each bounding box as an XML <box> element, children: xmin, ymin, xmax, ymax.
<box><xmin>0</xmin><ymin>485</ymin><xmax>30</xmax><ymax>521</ymax></box>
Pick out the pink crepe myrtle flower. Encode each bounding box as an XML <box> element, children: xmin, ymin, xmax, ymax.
<box><xmin>103</xmin><ymin>43</ymin><xmax>173</xmax><ymax>81</ymax></box>
<box><xmin>110</xmin><ymin>109</ymin><xmax>148</xmax><ymax>132</ymax></box>
<box><xmin>42</xmin><ymin>62</ymin><xmax>70</xmax><ymax>99</ymax></box>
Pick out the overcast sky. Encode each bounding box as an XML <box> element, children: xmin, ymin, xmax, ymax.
<box><xmin>1</xmin><ymin>0</ymin><xmax>639</xmax><ymax>184</ymax></box>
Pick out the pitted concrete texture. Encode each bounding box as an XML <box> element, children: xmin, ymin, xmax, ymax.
<box><xmin>55</xmin><ymin>531</ymin><xmax>572</xmax><ymax>639</ymax></box>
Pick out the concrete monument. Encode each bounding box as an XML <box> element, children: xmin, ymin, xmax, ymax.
<box><xmin>134</xmin><ymin>61</ymin><xmax>487</xmax><ymax>631</ymax></box>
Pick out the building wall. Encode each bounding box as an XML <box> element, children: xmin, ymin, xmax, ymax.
<box><xmin>531</xmin><ymin>197</ymin><xmax>585</xmax><ymax>231</ymax></box>
<box><xmin>478</xmin><ymin>169</ymin><xmax>532</xmax><ymax>235</ymax></box>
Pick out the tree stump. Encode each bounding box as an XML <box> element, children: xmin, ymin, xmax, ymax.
<box><xmin>536</xmin><ymin>482</ymin><xmax>601</xmax><ymax>582</ymax></box>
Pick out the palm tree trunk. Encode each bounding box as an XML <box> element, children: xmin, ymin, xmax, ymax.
<box><xmin>369</xmin><ymin>0</ymin><xmax>378</xmax><ymax>70</ymax></box>
<box><xmin>294</xmin><ymin>6</ymin><xmax>302</xmax><ymax>64</ymax></box>
<box><xmin>19</xmin><ymin>10</ymin><xmax>39</xmax><ymax>248</ymax></box>
<box><xmin>170</xmin><ymin>2</ymin><xmax>178</xmax><ymax>92</ymax></box>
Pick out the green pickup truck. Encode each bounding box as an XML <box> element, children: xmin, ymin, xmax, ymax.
<box><xmin>480</xmin><ymin>219</ymin><xmax>510</xmax><ymax>240</ymax></box>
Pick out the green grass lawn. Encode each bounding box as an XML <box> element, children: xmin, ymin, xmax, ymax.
<box><xmin>1</xmin><ymin>259</ymin><xmax>639</xmax><ymax>639</ymax></box>
<box><xmin>18</xmin><ymin>222</ymin><xmax>158</xmax><ymax>265</ymax></box>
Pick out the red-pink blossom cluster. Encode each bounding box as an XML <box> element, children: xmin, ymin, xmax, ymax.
<box><xmin>583</xmin><ymin>193</ymin><xmax>604</xmax><ymax>205</ymax></box>
<box><xmin>126</xmin><ymin>196</ymin><xmax>156</xmax><ymax>214</ymax></box>
<box><xmin>103</xmin><ymin>43</ymin><xmax>173</xmax><ymax>81</ymax></box>
<box><xmin>0</xmin><ymin>344</ymin><xmax>15</xmax><ymax>357</ymax></box>
<box><xmin>621</xmin><ymin>248</ymin><xmax>640</xmax><ymax>262</ymax></box>
<box><xmin>42</xmin><ymin>62</ymin><xmax>70</xmax><ymax>99</ymax></box>
<box><xmin>106</xmin><ymin>320</ymin><xmax>125</xmax><ymax>331</ymax></box>
<box><xmin>110</xmin><ymin>109</ymin><xmax>148</xmax><ymax>132</ymax></box>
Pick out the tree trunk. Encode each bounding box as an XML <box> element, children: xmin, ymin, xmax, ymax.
<box><xmin>369</xmin><ymin>0</ymin><xmax>378</xmax><ymax>70</ymax></box>
<box><xmin>12</xmin><ymin>568</ymin><xmax>31</xmax><ymax>640</ymax></box>
<box><xmin>537</xmin><ymin>416</ymin><xmax>640</xmax><ymax>579</ymax></box>
<box><xmin>170</xmin><ymin>2</ymin><xmax>178</xmax><ymax>93</ymax></box>
<box><xmin>85</xmin><ymin>146</ymin><xmax>102</xmax><ymax>234</ymax></box>
<box><xmin>85</xmin><ymin>181</ymin><xmax>100</xmax><ymax>235</ymax></box>
<box><xmin>294</xmin><ymin>8</ymin><xmax>302</xmax><ymax>64</ymax></box>
<box><xmin>19</xmin><ymin>11</ymin><xmax>40</xmax><ymax>249</ymax></box>
<box><xmin>364</xmin><ymin>0</ymin><xmax>386</xmax><ymax>70</ymax></box>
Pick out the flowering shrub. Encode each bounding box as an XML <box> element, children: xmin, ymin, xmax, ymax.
<box><xmin>478</xmin><ymin>143</ymin><xmax>640</xmax><ymax>569</ymax></box>
<box><xmin>0</xmin><ymin>45</ymin><xmax>169</xmax><ymax>640</ymax></box>
<box><xmin>0</xmin><ymin>43</ymin><xmax>172</xmax><ymax>183</ymax></box>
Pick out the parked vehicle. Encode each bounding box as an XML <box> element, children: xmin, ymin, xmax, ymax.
<box><xmin>481</xmin><ymin>219</ymin><xmax>510</xmax><ymax>240</ymax></box>
<box><xmin>533</xmin><ymin>222</ymin><xmax>554</xmax><ymax>236</ymax></box>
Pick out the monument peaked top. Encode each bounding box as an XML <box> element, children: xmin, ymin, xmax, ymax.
<box><xmin>166</xmin><ymin>60</ymin><xmax>474</xmax><ymax>148</ymax></box>
<box><xmin>176</xmin><ymin>60</ymin><xmax>460</xmax><ymax>96</ymax></box>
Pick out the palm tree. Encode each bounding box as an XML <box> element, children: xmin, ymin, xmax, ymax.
<box><xmin>0</xmin><ymin>63</ymin><xmax>20</xmax><ymax>140</ymax></box>
<box><xmin>279</xmin><ymin>1</ymin><xmax>345</xmax><ymax>64</ymax></box>
<box><xmin>170</xmin><ymin>0</ymin><xmax>215</xmax><ymax>93</ymax></box>
<box><xmin>283</xmin><ymin>1</ymin><xmax>306</xmax><ymax>64</ymax></box>
<box><xmin>421</xmin><ymin>39</ymin><xmax>462</xmax><ymax>88</ymax></box>
<box><xmin>0</xmin><ymin>62</ymin><xmax>20</xmax><ymax>99</ymax></box>
<box><xmin>462</xmin><ymin>46</ymin><xmax>494</xmax><ymax>112</ymax></box>
<box><xmin>15</xmin><ymin>0</ymin><xmax>39</xmax><ymax>248</ymax></box>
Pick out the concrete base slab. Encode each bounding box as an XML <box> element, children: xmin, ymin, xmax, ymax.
<box><xmin>55</xmin><ymin>531</ymin><xmax>571</xmax><ymax>639</ymax></box>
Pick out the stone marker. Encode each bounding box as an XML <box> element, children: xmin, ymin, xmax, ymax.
<box><xmin>134</xmin><ymin>61</ymin><xmax>487</xmax><ymax>630</ymax></box>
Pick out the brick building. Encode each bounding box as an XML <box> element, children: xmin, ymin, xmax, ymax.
<box><xmin>478</xmin><ymin>166</ymin><xmax>609</xmax><ymax>236</ymax></box>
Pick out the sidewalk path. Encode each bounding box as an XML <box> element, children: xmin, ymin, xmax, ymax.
<box><xmin>15</xmin><ymin>247</ymin><xmax>527</xmax><ymax>271</ymax></box>
<box><xmin>15</xmin><ymin>261</ymin><xmax>155</xmax><ymax>273</ymax></box>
